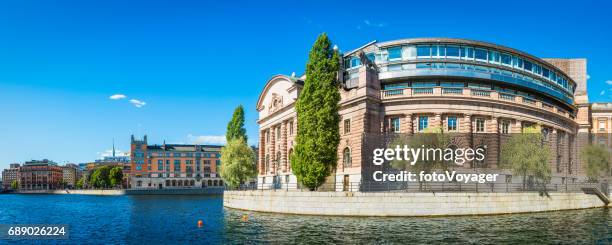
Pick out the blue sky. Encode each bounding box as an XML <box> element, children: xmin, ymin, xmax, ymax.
<box><xmin>0</xmin><ymin>0</ymin><xmax>610</xmax><ymax>169</ymax></box>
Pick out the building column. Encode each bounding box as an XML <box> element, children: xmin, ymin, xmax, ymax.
<box><xmin>461</xmin><ymin>114</ymin><xmax>472</xmax><ymax>133</ymax></box>
<box><xmin>403</xmin><ymin>113</ymin><xmax>412</xmax><ymax>134</ymax></box>
<box><xmin>258</xmin><ymin>129</ymin><xmax>265</xmax><ymax>175</ymax></box>
<box><xmin>281</xmin><ymin>121</ymin><xmax>288</xmax><ymax>173</ymax></box>
<box><xmin>269</xmin><ymin>127</ymin><xmax>276</xmax><ymax>174</ymax></box>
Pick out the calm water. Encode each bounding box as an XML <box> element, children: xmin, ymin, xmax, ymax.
<box><xmin>0</xmin><ymin>194</ymin><xmax>611</xmax><ymax>244</ymax></box>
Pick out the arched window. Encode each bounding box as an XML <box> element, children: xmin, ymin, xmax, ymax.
<box><xmin>207</xmin><ymin>180</ymin><xmax>212</xmax><ymax>186</ymax></box>
<box><xmin>190</xmin><ymin>180</ymin><xmax>195</xmax><ymax>186</ymax></box>
<box><xmin>343</xmin><ymin>147</ymin><xmax>352</xmax><ymax>167</ymax></box>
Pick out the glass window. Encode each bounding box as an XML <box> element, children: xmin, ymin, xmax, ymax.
<box><xmin>417</xmin><ymin>45</ymin><xmax>430</xmax><ymax>58</ymax></box>
<box><xmin>344</xmin><ymin>119</ymin><xmax>351</xmax><ymax>134</ymax></box>
<box><xmin>475</xmin><ymin>118</ymin><xmax>485</xmax><ymax>132</ymax></box>
<box><xmin>412</xmin><ymin>81</ymin><xmax>437</xmax><ymax>87</ymax></box>
<box><xmin>501</xmin><ymin>53</ymin><xmax>511</xmax><ymax>65</ymax></box>
<box><xmin>402</xmin><ymin>46</ymin><xmax>416</xmax><ymax>60</ymax></box>
<box><xmin>523</xmin><ymin>60</ymin><xmax>533</xmax><ymax>72</ymax></box>
<box><xmin>383</xmin><ymin>83</ymin><xmax>409</xmax><ymax>90</ymax></box>
<box><xmin>488</xmin><ymin>51</ymin><xmax>500</xmax><ymax>63</ymax></box>
<box><xmin>501</xmin><ymin>121</ymin><xmax>510</xmax><ymax>134</ymax></box>
<box><xmin>435</xmin><ymin>45</ymin><xmax>445</xmax><ymax>57</ymax></box>
<box><xmin>343</xmin><ymin>148</ymin><xmax>352</xmax><ymax>167</ymax></box>
<box><xmin>440</xmin><ymin>81</ymin><xmax>463</xmax><ymax>87</ymax></box>
<box><xmin>599</xmin><ymin>120</ymin><xmax>606</xmax><ymax>132</ymax></box>
<box><xmin>461</xmin><ymin>47</ymin><xmax>474</xmax><ymax>59</ymax></box>
<box><xmin>475</xmin><ymin>48</ymin><xmax>487</xmax><ymax>61</ymax></box>
<box><xmin>349</xmin><ymin>57</ymin><xmax>360</xmax><ymax>68</ymax></box>
<box><xmin>418</xmin><ymin>116</ymin><xmax>428</xmax><ymax>131</ymax></box>
<box><xmin>447</xmin><ymin>116</ymin><xmax>457</xmax><ymax>131</ymax></box>
<box><xmin>542</xmin><ymin>68</ymin><xmax>549</xmax><ymax>78</ymax></box>
<box><xmin>446</xmin><ymin>46</ymin><xmax>459</xmax><ymax>58</ymax></box>
<box><xmin>388</xmin><ymin>47</ymin><xmax>402</xmax><ymax>60</ymax></box>
<box><xmin>390</xmin><ymin>117</ymin><xmax>401</xmax><ymax>133</ymax></box>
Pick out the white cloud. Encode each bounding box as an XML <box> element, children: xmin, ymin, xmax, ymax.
<box><xmin>129</xmin><ymin>99</ymin><xmax>146</xmax><ymax>108</ymax></box>
<box><xmin>601</xmin><ymin>90</ymin><xmax>606</xmax><ymax>96</ymax></box>
<box><xmin>96</xmin><ymin>149</ymin><xmax>129</xmax><ymax>159</ymax></box>
<box><xmin>587</xmin><ymin>74</ymin><xmax>591</xmax><ymax>80</ymax></box>
<box><xmin>187</xmin><ymin>134</ymin><xmax>226</xmax><ymax>145</ymax></box>
<box><xmin>109</xmin><ymin>94</ymin><xmax>126</xmax><ymax>100</ymax></box>
<box><xmin>606</xmin><ymin>80</ymin><xmax>612</xmax><ymax>85</ymax></box>
<box><xmin>363</xmin><ymin>20</ymin><xmax>387</xmax><ymax>28</ymax></box>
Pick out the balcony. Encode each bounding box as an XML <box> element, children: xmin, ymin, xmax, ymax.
<box><xmin>380</xmin><ymin>86</ymin><xmax>575</xmax><ymax>120</ymax></box>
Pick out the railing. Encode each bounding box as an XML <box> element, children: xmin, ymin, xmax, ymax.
<box><xmin>413</xmin><ymin>87</ymin><xmax>434</xmax><ymax>95</ymax></box>
<box><xmin>227</xmin><ymin>181</ymin><xmax>608</xmax><ymax>194</ymax></box>
<box><xmin>471</xmin><ymin>89</ymin><xmax>491</xmax><ymax>97</ymax></box>
<box><xmin>522</xmin><ymin>97</ymin><xmax>536</xmax><ymax>105</ymax></box>
<box><xmin>379</xmin><ymin>87</ymin><xmax>576</xmax><ymax>120</ymax></box>
<box><xmin>499</xmin><ymin>92</ymin><xmax>516</xmax><ymax>101</ymax></box>
<box><xmin>382</xmin><ymin>89</ymin><xmax>404</xmax><ymax>97</ymax></box>
<box><xmin>442</xmin><ymin>87</ymin><xmax>463</xmax><ymax>94</ymax></box>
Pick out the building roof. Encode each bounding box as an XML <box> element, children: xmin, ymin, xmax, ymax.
<box><xmin>146</xmin><ymin>144</ymin><xmax>222</xmax><ymax>152</ymax></box>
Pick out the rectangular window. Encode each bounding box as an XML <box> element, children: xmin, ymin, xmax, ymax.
<box><xmin>173</xmin><ymin>153</ymin><xmax>181</xmax><ymax>157</ymax></box>
<box><xmin>502</xmin><ymin>121</ymin><xmax>510</xmax><ymax>134</ymax></box>
<box><xmin>173</xmin><ymin>160</ymin><xmax>181</xmax><ymax>171</ymax></box>
<box><xmin>523</xmin><ymin>60</ymin><xmax>533</xmax><ymax>72</ymax></box>
<box><xmin>158</xmin><ymin>160</ymin><xmax>163</xmax><ymax>171</ymax></box>
<box><xmin>402</xmin><ymin>46</ymin><xmax>416</xmax><ymax>60</ymax></box>
<box><xmin>446</xmin><ymin>46</ymin><xmax>459</xmax><ymax>58</ymax></box>
<box><xmin>388</xmin><ymin>47</ymin><xmax>402</xmax><ymax>60</ymax></box>
<box><xmin>349</xmin><ymin>57</ymin><xmax>361</xmax><ymax>68</ymax></box>
<box><xmin>501</xmin><ymin>53</ymin><xmax>511</xmax><ymax>65</ymax></box>
<box><xmin>447</xmin><ymin>116</ymin><xmax>457</xmax><ymax>131</ymax></box>
<box><xmin>276</xmin><ymin>127</ymin><xmax>281</xmax><ymax>140</ymax></box>
<box><xmin>289</xmin><ymin>121</ymin><xmax>294</xmax><ymax>135</ymax></box>
<box><xmin>488</xmin><ymin>51</ymin><xmax>500</xmax><ymax>63</ymax></box>
<box><xmin>475</xmin><ymin>118</ymin><xmax>485</xmax><ymax>132</ymax></box>
<box><xmin>390</xmin><ymin>117</ymin><xmax>401</xmax><ymax>133</ymax></box>
<box><xmin>416</xmin><ymin>45</ymin><xmax>430</xmax><ymax>58</ymax></box>
<box><xmin>344</xmin><ymin>119</ymin><xmax>351</xmax><ymax>134</ymax></box>
<box><xmin>542</xmin><ymin>68</ymin><xmax>550</xmax><ymax>78</ymax></box>
<box><xmin>599</xmin><ymin>120</ymin><xmax>606</xmax><ymax>132</ymax></box>
<box><xmin>461</xmin><ymin>47</ymin><xmax>474</xmax><ymax>59</ymax></box>
<box><xmin>419</xmin><ymin>116</ymin><xmax>428</xmax><ymax>131</ymax></box>
<box><xmin>475</xmin><ymin>49</ymin><xmax>487</xmax><ymax>61</ymax></box>
<box><xmin>435</xmin><ymin>45</ymin><xmax>445</xmax><ymax>57</ymax></box>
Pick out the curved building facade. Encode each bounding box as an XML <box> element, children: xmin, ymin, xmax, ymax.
<box><xmin>256</xmin><ymin>38</ymin><xmax>593</xmax><ymax>191</ymax></box>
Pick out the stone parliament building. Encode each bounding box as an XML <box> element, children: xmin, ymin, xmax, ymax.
<box><xmin>256</xmin><ymin>38</ymin><xmax>608</xmax><ymax>191</ymax></box>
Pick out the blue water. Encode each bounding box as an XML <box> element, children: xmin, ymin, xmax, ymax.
<box><xmin>0</xmin><ymin>194</ymin><xmax>611</xmax><ymax>244</ymax></box>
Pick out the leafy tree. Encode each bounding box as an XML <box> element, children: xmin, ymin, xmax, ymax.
<box><xmin>90</xmin><ymin>166</ymin><xmax>112</xmax><ymax>188</ymax></box>
<box><xmin>291</xmin><ymin>33</ymin><xmax>341</xmax><ymax>190</ymax></box>
<box><xmin>581</xmin><ymin>144</ymin><xmax>611</xmax><ymax>182</ymax></box>
<box><xmin>76</xmin><ymin>178</ymin><xmax>84</xmax><ymax>189</ymax></box>
<box><xmin>220</xmin><ymin>137</ymin><xmax>257</xmax><ymax>188</ymax></box>
<box><xmin>11</xmin><ymin>180</ymin><xmax>18</xmax><ymax>190</ymax></box>
<box><xmin>226</xmin><ymin>105</ymin><xmax>248</xmax><ymax>142</ymax></box>
<box><xmin>500</xmin><ymin>126</ymin><xmax>551</xmax><ymax>189</ymax></box>
<box><xmin>109</xmin><ymin>166</ymin><xmax>124</xmax><ymax>187</ymax></box>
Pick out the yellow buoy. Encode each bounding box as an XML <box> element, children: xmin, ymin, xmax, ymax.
<box><xmin>197</xmin><ymin>220</ymin><xmax>203</xmax><ymax>227</ymax></box>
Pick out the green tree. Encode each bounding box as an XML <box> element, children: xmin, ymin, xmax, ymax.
<box><xmin>291</xmin><ymin>33</ymin><xmax>341</xmax><ymax>190</ymax></box>
<box><xmin>500</xmin><ymin>126</ymin><xmax>551</xmax><ymax>189</ymax></box>
<box><xmin>11</xmin><ymin>180</ymin><xmax>18</xmax><ymax>190</ymax></box>
<box><xmin>76</xmin><ymin>178</ymin><xmax>84</xmax><ymax>189</ymax></box>
<box><xmin>226</xmin><ymin>105</ymin><xmax>247</xmax><ymax>142</ymax></box>
<box><xmin>109</xmin><ymin>166</ymin><xmax>124</xmax><ymax>187</ymax></box>
<box><xmin>581</xmin><ymin>144</ymin><xmax>611</xmax><ymax>182</ymax></box>
<box><xmin>220</xmin><ymin>137</ymin><xmax>257</xmax><ymax>188</ymax></box>
<box><xmin>90</xmin><ymin>166</ymin><xmax>112</xmax><ymax>188</ymax></box>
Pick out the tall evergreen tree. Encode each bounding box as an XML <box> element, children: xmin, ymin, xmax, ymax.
<box><xmin>291</xmin><ymin>33</ymin><xmax>341</xmax><ymax>189</ymax></box>
<box><xmin>226</xmin><ymin>105</ymin><xmax>247</xmax><ymax>142</ymax></box>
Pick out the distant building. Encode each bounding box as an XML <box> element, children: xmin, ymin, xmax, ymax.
<box><xmin>1</xmin><ymin>163</ymin><xmax>20</xmax><ymax>190</ymax></box>
<box><xmin>130</xmin><ymin>135</ymin><xmax>224</xmax><ymax>189</ymax></box>
<box><xmin>61</xmin><ymin>163</ymin><xmax>82</xmax><ymax>188</ymax></box>
<box><xmin>18</xmin><ymin>159</ymin><xmax>63</xmax><ymax>190</ymax></box>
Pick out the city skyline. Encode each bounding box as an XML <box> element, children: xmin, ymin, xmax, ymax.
<box><xmin>1</xmin><ymin>0</ymin><xmax>611</xmax><ymax>170</ymax></box>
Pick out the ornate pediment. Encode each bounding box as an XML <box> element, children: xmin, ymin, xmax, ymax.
<box><xmin>268</xmin><ymin>93</ymin><xmax>284</xmax><ymax>113</ymax></box>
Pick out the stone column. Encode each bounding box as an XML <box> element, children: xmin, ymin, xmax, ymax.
<box><xmin>461</xmin><ymin>114</ymin><xmax>472</xmax><ymax>133</ymax></box>
<box><xmin>259</xmin><ymin>129</ymin><xmax>265</xmax><ymax>174</ymax></box>
<box><xmin>281</xmin><ymin>121</ymin><xmax>288</xmax><ymax>172</ymax></box>
<box><xmin>403</xmin><ymin>113</ymin><xmax>412</xmax><ymax>134</ymax></box>
<box><xmin>434</xmin><ymin>113</ymin><xmax>442</xmax><ymax>129</ymax></box>
<box><xmin>271</xmin><ymin>126</ymin><xmax>277</xmax><ymax>174</ymax></box>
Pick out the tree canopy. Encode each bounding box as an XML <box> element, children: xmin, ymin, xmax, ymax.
<box><xmin>226</xmin><ymin>105</ymin><xmax>247</xmax><ymax>142</ymax></box>
<box><xmin>581</xmin><ymin>144</ymin><xmax>611</xmax><ymax>182</ymax></box>
<box><xmin>291</xmin><ymin>33</ymin><xmax>341</xmax><ymax>189</ymax></box>
<box><xmin>220</xmin><ymin>137</ymin><xmax>257</xmax><ymax>188</ymax></box>
<box><xmin>500</xmin><ymin>126</ymin><xmax>551</xmax><ymax>189</ymax></box>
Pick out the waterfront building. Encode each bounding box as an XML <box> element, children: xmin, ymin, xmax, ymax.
<box><xmin>1</xmin><ymin>163</ymin><xmax>20</xmax><ymax>190</ymax></box>
<box><xmin>256</xmin><ymin>38</ymin><xmax>605</xmax><ymax>191</ymax></box>
<box><xmin>61</xmin><ymin>163</ymin><xmax>82</xmax><ymax>188</ymax></box>
<box><xmin>18</xmin><ymin>159</ymin><xmax>63</xmax><ymax>190</ymax></box>
<box><xmin>129</xmin><ymin>135</ymin><xmax>224</xmax><ymax>189</ymax></box>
